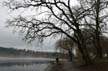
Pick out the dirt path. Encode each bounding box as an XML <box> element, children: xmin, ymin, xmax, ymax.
<box><xmin>48</xmin><ymin>62</ymin><xmax>79</xmax><ymax>71</ymax></box>
<box><xmin>47</xmin><ymin>61</ymin><xmax>108</xmax><ymax>71</ymax></box>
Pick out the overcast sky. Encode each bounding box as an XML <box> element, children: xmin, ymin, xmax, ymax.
<box><xmin>0</xmin><ymin>0</ymin><xmax>78</xmax><ymax>52</ymax></box>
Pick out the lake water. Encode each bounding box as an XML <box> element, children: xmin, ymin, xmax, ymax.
<box><xmin>0</xmin><ymin>57</ymin><xmax>53</xmax><ymax>71</ymax></box>
<box><xmin>0</xmin><ymin>63</ymin><xmax>50</xmax><ymax>71</ymax></box>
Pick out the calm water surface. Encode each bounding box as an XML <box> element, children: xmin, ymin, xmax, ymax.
<box><xmin>0</xmin><ymin>57</ymin><xmax>53</xmax><ymax>71</ymax></box>
<box><xmin>0</xmin><ymin>63</ymin><xmax>49</xmax><ymax>71</ymax></box>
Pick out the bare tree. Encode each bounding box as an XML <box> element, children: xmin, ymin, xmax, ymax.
<box><xmin>4</xmin><ymin>0</ymin><xmax>93</xmax><ymax>65</ymax></box>
<box><xmin>55</xmin><ymin>37</ymin><xmax>74</xmax><ymax>61</ymax></box>
<box><xmin>79</xmin><ymin>0</ymin><xmax>108</xmax><ymax>58</ymax></box>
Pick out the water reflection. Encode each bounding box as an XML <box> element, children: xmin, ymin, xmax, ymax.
<box><xmin>0</xmin><ymin>60</ymin><xmax>51</xmax><ymax>71</ymax></box>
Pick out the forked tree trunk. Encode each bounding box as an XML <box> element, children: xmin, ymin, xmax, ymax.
<box><xmin>77</xmin><ymin>42</ymin><xmax>92</xmax><ymax>65</ymax></box>
<box><xmin>76</xmin><ymin>29</ymin><xmax>92</xmax><ymax>65</ymax></box>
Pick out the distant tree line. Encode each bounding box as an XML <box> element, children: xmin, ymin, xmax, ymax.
<box><xmin>0</xmin><ymin>46</ymin><xmax>34</xmax><ymax>57</ymax></box>
<box><xmin>0</xmin><ymin>46</ymin><xmax>67</xmax><ymax>58</ymax></box>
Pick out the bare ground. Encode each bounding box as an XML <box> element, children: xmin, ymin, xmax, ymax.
<box><xmin>48</xmin><ymin>61</ymin><xmax>108</xmax><ymax>71</ymax></box>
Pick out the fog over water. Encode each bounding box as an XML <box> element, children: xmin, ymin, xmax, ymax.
<box><xmin>0</xmin><ymin>63</ymin><xmax>49</xmax><ymax>71</ymax></box>
<box><xmin>0</xmin><ymin>57</ymin><xmax>51</xmax><ymax>71</ymax></box>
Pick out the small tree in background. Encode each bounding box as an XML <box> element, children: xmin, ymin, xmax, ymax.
<box><xmin>55</xmin><ymin>37</ymin><xmax>74</xmax><ymax>61</ymax></box>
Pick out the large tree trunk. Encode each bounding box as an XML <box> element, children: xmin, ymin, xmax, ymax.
<box><xmin>77</xmin><ymin>29</ymin><xmax>92</xmax><ymax>65</ymax></box>
<box><xmin>95</xmin><ymin>0</ymin><xmax>103</xmax><ymax>58</ymax></box>
<box><xmin>77</xmin><ymin>41</ymin><xmax>92</xmax><ymax>65</ymax></box>
<box><xmin>95</xmin><ymin>33</ymin><xmax>102</xmax><ymax>58</ymax></box>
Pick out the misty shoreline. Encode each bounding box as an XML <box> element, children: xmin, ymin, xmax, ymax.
<box><xmin>0</xmin><ymin>57</ymin><xmax>56</xmax><ymax>64</ymax></box>
<box><xmin>0</xmin><ymin>57</ymin><xmax>67</xmax><ymax>64</ymax></box>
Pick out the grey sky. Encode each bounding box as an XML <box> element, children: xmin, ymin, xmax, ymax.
<box><xmin>0</xmin><ymin>0</ymin><xmax>78</xmax><ymax>52</ymax></box>
<box><xmin>0</xmin><ymin>0</ymin><xmax>57</xmax><ymax>52</ymax></box>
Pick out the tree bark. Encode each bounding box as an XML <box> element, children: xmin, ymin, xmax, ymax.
<box><xmin>76</xmin><ymin>29</ymin><xmax>92</xmax><ymax>65</ymax></box>
<box><xmin>95</xmin><ymin>0</ymin><xmax>102</xmax><ymax>58</ymax></box>
<box><xmin>77</xmin><ymin>41</ymin><xmax>92</xmax><ymax>65</ymax></box>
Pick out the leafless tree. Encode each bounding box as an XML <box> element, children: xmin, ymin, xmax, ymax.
<box><xmin>55</xmin><ymin>37</ymin><xmax>74</xmax><ymax>61</ymax></box>
<box><xmin>79</xmin><ymin>0</ymin><xmax>108</xmax><ymax>58</ymax></box>
<box><xmin>4</xmin><ymin>0</ymin><xmax>94</xmax><ymax>64</ymax></box>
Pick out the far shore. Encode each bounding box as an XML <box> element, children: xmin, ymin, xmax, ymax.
<box><xmin>0</xmin><ymin>56</ymin><xmax>67</xmax><ymax>64</ymax></box>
